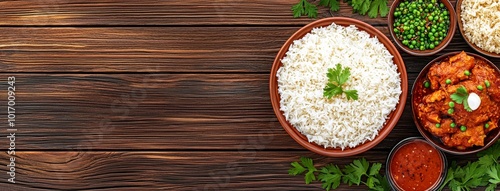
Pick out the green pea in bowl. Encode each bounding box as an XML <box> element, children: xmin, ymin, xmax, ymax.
<box><xmin>388</xmin><ymin>0</ymin><xmax>457</xmax><ymax>56</ymax></box>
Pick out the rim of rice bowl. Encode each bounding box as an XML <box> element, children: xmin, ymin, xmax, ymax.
<box><xmin>276</xmin><ymin>21</ymin><xmax>403</xmax><ymax>151</ymax></box>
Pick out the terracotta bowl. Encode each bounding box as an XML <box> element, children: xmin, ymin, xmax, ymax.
<box><xmin>388</xmin><ymin>0</ymin><xmax>457</xmax><ymax>56</ymax></box>
<box><xmin>412</xmin><ymin>51</ymin><xmax>500</xmax><ymax>155</ymax></box>
<box><xmin>456</xmin><ymin>0</ymin><xmax>500</xmax><ymax>58</ymax></box>
<box><xmin>269</xmin><ymin>17</ymin><xmax>408</xmax><ymax>157</ymax></box>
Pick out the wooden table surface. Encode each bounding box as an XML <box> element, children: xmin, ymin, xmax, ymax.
<box><xmin>0</xmin><ymin>0</ymin><xmax>498</xmax><ymax>190</ymax></box>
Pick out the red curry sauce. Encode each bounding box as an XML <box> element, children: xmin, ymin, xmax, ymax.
<box><xmin>389</xmin><ymin>140</ymin><xmax>443</xmax><ymax>191</ymax></box>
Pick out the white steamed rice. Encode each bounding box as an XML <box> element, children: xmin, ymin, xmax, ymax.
<box><xmin>460</xmin><ymin>0</ymin><xmax>500</xmax><ymax>54</ymax></box>
<box><xmin>277</xmin><ymin>23</ymin><xmax>402</xmax><ymax>149</ymax></box>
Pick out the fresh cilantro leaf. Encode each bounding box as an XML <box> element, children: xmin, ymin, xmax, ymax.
<box><xmin>301</xmin><ymin>156</ymin><xmax>317</xmax><ymax>171</ymax></box>
<box><xmin>324</xmin><ymin>64</ymin><xmax>358</xmax><ymax>100</ymax></box>
<box><xmin>457</xmin><ymin>85</ymin><xmax>468</xmax><ymax>94</ymax></box>
<box><xmin>351</xmin><ymin>0</ymin><xmax>362</xmax><ymax>13</ymax></box>
<box><xmin>305</xmin><ymin>170</ymin><xmax>316</xmax><ymax>184</ymax></box>
<box><xmin>292</xmin><ymin>0</ymin><xmax>318</xmax><ymax>18</ymax></box>
<box><xmin>478</xmin><ymin>155</ymin><xmax>497</xmax><ymax>167</ymax></box>
<box><xmin>289</xmin><ymin>161</ymin><xmax>306</xmax><ymax>175</ymax></box>
<box><xmin>304</xmin><ymin>0</ymin><xmax>318</xmax><ymax>18</ymax></box>
<box><xmin>463</xmin><ymin>162</ymin><xmax>487</xmax><ymax>188</ymax></box>
<box><xmin>450</xmin><ymin>86</ymin><xmax>472</xmax><ymax>112</ymax></box>
<box><xmin>367</xmin><ymin>0</ymin><xmax>388</xmax><ymax>18</ymax></box>
<box><xmin>453</xmin><ymin>165</ymin><xmax>465</xmax><ymax>180</ymax></box>
<box><xmin>320</xmin><ymin>164</ymin><xmax>343</xmax><ymax>175</ymax></box>
<box><xmin>337</xmin><ymin>65</ymin><xmax>351</xmax><ymax>85</ymax></box>
<box><xmin>343</xmin><ymin>89</ymin><xmax>358</xmax><ymax>100</ymax></box>
<box><xmin>375</xmin><ymin>174</ymin><xmax>391</xmax><ymax>191</ymax></box>
<box><xmin>487</xmin><ymin>164</ymin><xmax>500</xmax><ymax>184</ymax></box>
<box><xmin>289</xmin><ymin>157</ymin><xmax>389</xmax><ymax>191</ymax></box>
<box><xmin>319</xmin><ymin>173</ymin><xmax>342</xmax><ymax>191</ymax></box>
<box><xmin>352</xmin><ymin>0</ymin><xmax>372</xmax><ymax>15</ymax></box>
<box><xmin>366</xmin><ymin>176</ymin><xmax>376</xmax><ymax>189</ymax></box>
<box><xmin>361</xmin><ymin>0</ymin><xmax>372</xmax><ymax>15</ymax></box>
<box><xmin>343</xmin><ymin>160</ymin><xmax>387</xmax><ymax>190</ymax></box>
<box><xmin>378</xmin><ymin>0</ymin><xmax>389</xmax><ymax>16</ymax></box>
<box><xmin>288</xmin><ymin>157</ymin><xmax>317</xmax><ymax>184</ymax></box>
<box><xmin>354</xmin><ymin>158</ymin><xmax>369</xmax><ymax>172</ymax></box>
<box><xmin>476</xmin><ymin>141</ymin><xmax>500</xmax><ymax>187</ymax></box>
<box><xmin>342</xmin><ymin>158</ymin><xmax>369</xmax><ymax>185</ymax></box>
<box><xmin>324</xmin><ymin>83</ymin><xmax>343</xmax><ymax>98</ymax></box>
<box><xmin>366</xmin><ymin>163</ymin><xmax>385</xmax><ymax>190</ymax></box>
<box><xmin>300</xmin><ymin>157</ymin><xmax>318</xmax><ymax>184</ymax></box>
<box><xmin>368</xmin><ymin>163</ymin><xmax>382</xmax><ymax>176</ymax></box>
<box><xmin>447</xmin><ymin>162</ymin><xmax>487</xmax><ymax>190</ymax></box>
<box><xmin>450</xmin><ymin>86</ymin><xmax>467</xmax><ymax>104</ymax></box>
<box><xmin>327</xmin><ymin>64</ymin><xmax>350</xmax><ymax>86</ymax></box>
<box><xmin>486</xmin><ymin>183</ymin><xmax>497</xmax><ymax>191</ymax></box>
<box><xmin>291</xmin><ymin>2</ymin><xmax>304</xmax><ymax>18</ymax></box>
<box><xmin>448</xmin><ymin>179</ymin><xmax>460</xmax><ymax>191</ymax></box>
<box><xmin>486</xmin><ymin>164</ymin><xmax>500</xmax><ymax>191</ymax></box>
<box><xmin>319</xmin><ymin>0</ymin><xmax>341</xmax><ymax>12</ymax></box>
<box><xmin>439</xmin><ymin>167</ymin><xmax>455</xmax><ymax>191</ymax></box>
<box><xmin>463</xmin><ymin>98</ymin><xmax>472</xmax><ymax>112</ymax></box>
<box><xmin>292</xmin><ymin>0</ymin><xmax>389</xmax><ymax>19</ymax></box>
<box><xmin>326</xmin><ymin>67</ymin><xmax>342</xmax><ymax>85</ymax></box>
<box><xmin>440</xmin><ymin>159</ymin><xmax>495</xmax><ymax>191</ymax></box>
<box><xmin>450</xmin><ymin>94</ymin><xmax>464</xmax><ymax>104</ymax></box>
<box><xmin>318</xmin><ymin>164</ymin><xmax>343</xmax><ymax>191</ymax></box>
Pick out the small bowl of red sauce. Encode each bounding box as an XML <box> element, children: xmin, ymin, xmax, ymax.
<box><xmin>386</xmin><ymin>137</ymin><xmax>447</xmax><ymax>191</ymax></box>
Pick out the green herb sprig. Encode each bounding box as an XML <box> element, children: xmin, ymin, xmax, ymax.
<box><xmin>292</xmin><ymin>0</ymin><xmax>319</xmax><ymax>18</ymax></box>
<box><xmin>289</xmin><ymin>141</ymin><xmax>500</xmax><ymax>191</ymax></box>
<box><xmin>289</xmin><ymin>157</ymin><xmax>318</xmax><ymax>184</ymax></box>
<box><xmin>439</xmin><ymin>140</ymin><xmax>500</xmax><ymax>191</ymax></box>
<box><xmin>320</xmin><ymin>0</ymin><xmax>341</xmax><ymax>12</ymax></box>
<box><xmin>450</xmin><ymin>86</ymin><xmax>472</xmax><ymax>112</ymax></box>
<box><xmin>323</xmin><ymin>64</ymin><xmax>358</xmax><ymax>100</ymax></box>
<box><xmin>291</xmin><ymin>0</ymin><xmax>388</xmax><ymax>19</ymax></box>
<box><xmin>289</xmin><ymin>157</ymin><xmax>390</xmax><ymax>191</ymax></box>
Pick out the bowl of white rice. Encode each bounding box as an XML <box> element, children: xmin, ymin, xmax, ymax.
<box><xmin>270</xmin><ymin>17</ymin><xmax>408</xmax><ymax>157</ymax></box>
<box><xmin>457</xmin><ymin>0</ymin><xmax>500</xmax><ymax>58</ymax></box>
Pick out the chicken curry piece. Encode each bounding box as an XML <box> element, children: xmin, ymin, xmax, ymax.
<box><xmin>414</xmin><ymin>52</ymin><xmax>500</xmax><ymax>150</ymax></box>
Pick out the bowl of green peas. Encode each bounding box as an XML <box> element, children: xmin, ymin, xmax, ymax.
<box><xmin>388</xmin><ymin>0</ymin><xmax>457</xmax><ymax>56</ymax></box>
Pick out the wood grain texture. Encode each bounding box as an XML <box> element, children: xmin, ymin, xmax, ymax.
<box><xmin>0</xmin><ymin>73</ymin><xmax>423</xmax><ymax>150</ymax></box>
<box><xmin>0</xmin><ymin>0</ymin><xmax>387</xmax><ymax>26</ymax></box>
<box><xmin>0</xmin><ymin>27</ymin><xmax>491</xmax><ymax>73</ymax></box>
<box><xmin>0</xmin><ymin>151</ymin><xmax>480</xmax><ymax>190</ymax></box>
<box><xmin>0</xmin><ymin>0</ymin><xmax>493</xmax><ymax>190</ymax></box>
<box><xmin>0</xmin><ymin>27</ymin><xmax>291</xmax><ymax>73</ymax></box>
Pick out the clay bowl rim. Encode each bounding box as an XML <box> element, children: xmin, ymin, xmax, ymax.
<box><xmin>387</xmin><ymin>0</ymin><xmax>457</xmax><ymax>56</ymax></box>
<box><xmin>411</xmin><ymin>51</ymin><xmax>500</xmax><ymax>155</ymax></box>
<box><xmin>455</xmin><ymin>0</ymin><xmax>500</xmax><ymax>58</ymax></box>
<box><xmin>269</xmin><ymin>17</ymin><xmax>408</xmax><ymax>157</ymax></box>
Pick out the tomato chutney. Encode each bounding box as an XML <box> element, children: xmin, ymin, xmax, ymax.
<box><xmin>387</xmin><ymin>138</ymin><xmax>447</xmax><ymax>191</ymax></box>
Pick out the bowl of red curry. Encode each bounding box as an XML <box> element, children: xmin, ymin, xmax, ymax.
<box><xmin>412</xmin><ymin>51</ymin><xmax>500</xmax><ymax>154</ymax></box>
<box><xmin>386</xmin><ymin>137</ymin><xmax>447</xmax><ymax>191</ymax></box>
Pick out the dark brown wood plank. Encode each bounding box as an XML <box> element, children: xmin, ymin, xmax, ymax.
<box><xmin>0</xmin><ymin>0</ymin><xmax>388</xmax><ymax>26</ymax></box>
<box><xmin>0</xmin><ymin>151</ymin><xmax>480</xmax><ymax>190</ymax></box>
<box><xmin>0</xmin><ymin>27</ymin><xmax>489</xmax><ymax>73</ymax></box>
<box><xmin>0</xmin><ymin>73</ymin><xmax>426</xmax><ymax>151</ymax></box>
<box><xmin>0</xmin><ymin>27</ymin><xmax>293</xmax><ymax>73</ymax></box>
<box><xmin>1</xmin><ymin>73</ymin><xmax>286</xmax><ymax>150</ymax></box>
